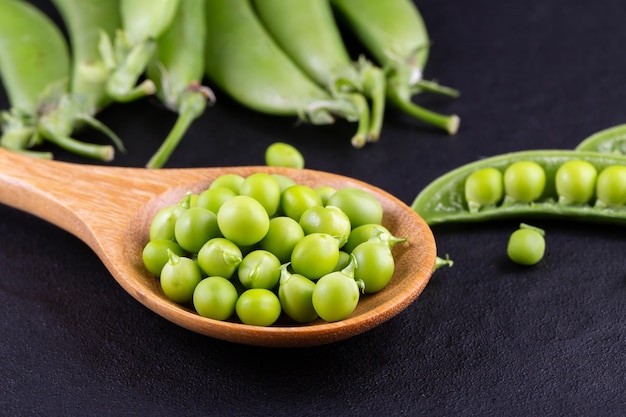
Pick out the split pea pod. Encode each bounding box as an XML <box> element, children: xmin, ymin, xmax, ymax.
<box><xmin>330</xmin><ymin>0</ymin><xmax>460</xmax><ymax>134</ymax></box>
<box><xmin>145</xmin><ymin>0</ymin><xmax>214</xmax><ymax>168</ymax></box>
<box><xmin>411</xmin><ymin>150</ymin><xmax>626</xmax><ymax>225</ymax></box>
<box><xmin>0</xmin><ymin>0</ymin><xmax>114</xmax><ymax>160</ymax></box>
<box><xmin>101</xmin><ymin>0</ymin><xmax>180</xmax><ymax>101</ymax></box>
<box><xmin>204</xmin><ymin>0</ymin><xmax>370</xmax><ymax>147</ymax></box>
<box><xmin>575</xmin><ymin>123</ymin><xmax>626</xmax><ymax>156</ymax></box>
<box><xmin>252</xmin><ymin>0</ymin><xmax>386</xmax><ymax>144</ymax></box>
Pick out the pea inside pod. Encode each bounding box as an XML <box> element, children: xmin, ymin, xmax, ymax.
<box><xmin>411</xmin><ymin>150</ymin><xmax>626</xmax><ymax>225</ymax></box>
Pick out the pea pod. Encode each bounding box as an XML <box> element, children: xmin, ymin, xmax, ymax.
<box><xmin>575</xmin><ymin>123</ymin><xmax>626</xmax><ymax>156</ymax></box>
<box><xmin>0</xmin><ymin>0</ymin><xmax>68</xmax><ymax>157</ymax></box>
<box><xmin>204</xmin><ymin>0</ymin><xmax>370</xmax><ymax>147</ymax></box>
<box><xmin>252</xmin><ymin>0</ymin><xmax>386</xmax><ymax>144</ymax></box>
<box><xmin>100</xmin><ymin>0</ymin><xmax>180</xmax><ymax>102</ymax></box>
<box><xmin>0</xmin><ymin>0</ymin><xmax>115</xmax><ymax>160</ymax></box>
<box><xmin>411</xmin><ymin>149</ymin><xmax>626</xmax><ymax>225</ymax></box>
<box><xmin>48</xmin><ymin>0</ymin><xmax>126</xmax><ymax>154</ymax></box>
<box><xmin>51</xmin><ymin>0</ymin><xmax>121</xmax><ymax>113</ymax></box>
<box><xmin>145</xmin><ymin>0</ymin><xmax>214</xmax><ymax>168</ymax></box>
<box><xmin>330</xmin><ymin>0</ymin><xmax>460</xmax><ymax>134</ymax></box>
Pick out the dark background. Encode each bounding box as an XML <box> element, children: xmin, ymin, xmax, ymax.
<box><xmin>2</xmin><ymin>1</ymin><xmax>625</xmax><ymax>416</ymax></box>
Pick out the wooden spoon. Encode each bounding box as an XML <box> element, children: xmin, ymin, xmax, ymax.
<box><xmin>0</xmin><ymin>148</ymin><xmax>437</xmax><ymax>347</ymax></box>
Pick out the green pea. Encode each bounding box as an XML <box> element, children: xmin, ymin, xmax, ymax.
<box><xmin>196</xmin><ymin>186</ymin><xmax>237</xmax><ymax>213</ymax></box>
<box><xmin>197</xmin><ymin>237</ymin><xmax>242</xmax><ymax>279</ymax></box>
<box><xmin>464</xmin><ymin>167</ymin><xmax>503</xmax><ymax>211</ymax></box>
<box><xmin>265</xmin><ymin>142</ymin><xmax>304</xmax><ymax>168</ymax></box>
<box><xmin>299</xmin><ymin>205</ymin><xmax>352</xmax><ymax>248</ymax></box>
<box><xmin>315</xmin><ymin>186</ymin><xmax>336</xmax><ymax>205</ymax></box>
<box><xmin>352</xmin><ymin>240</ymin><xmax>395</xmax><ymax>293</ymax></box>
<box><xmin>239</xmin><ymin>172</ymin><xmax>282</xmax><ymax>216</ymax></box>
<box><xmin>272</xmin><ymin>174</ymin><xmax>297</xmax><ymax>192</ymax></box>
<box><xmin>237</xmin><ymin>250</ymin><xmax>281</xmax><ymax>290</ymax></box>
<box><xmin>507</xmin><ymin>223</ymin><xmax>546</xmax><ymax>266</ymax></box>
<box><xmin>278</xmin><ymin>266</ymin><xmax>318</xmax><ymax>324</ymax></box>
<box><xmin>160</xmin><ymin>251</ymin><xmax>203</xmax><ymax>303</ymax></box>
<box><xmin>503</xmin><ymin>160</ymin><xmax>546</xmax><ymax>203</ymax></box>
<box><xmin>142</xmin><ymin>239</ymin><xmax>186</xmax><ymax>276</ymax></box>
<box><xmin>555</xmin><ymin>159</ymin><xmax>597</xmax><ymax>204</ymax></box>
<box><xmin>291</xmin><ymin>233</ymin><xmax>339</xmax><ymax>280</ymax></box>
<box><xmin>174</xmin><ymin>206</ymin><xmax>220</xmax><ymax>253</ymax></box>
<box><xmin>193</xmin><ymin>276</ymin><xmax>239</xmax><ymax>320</ymax></box>
<box><xmin>281</xmin><ymin>184</ymin><xmax>323</xmax><ymax>221</ymax></box>
<box><xmin>326</xmin><ymin>187</ymin><xmax>383</xmax><ymax>229</ymax></box>
<box><xmin>235</xmin><ymin>288</ymin><xmax>282</xmax><ymax>326</ymax></box>
<box><xmin>217</xmin><ymin>195</ymin><xmax>270</xmax><ymax>247</ymax></box>
<box><xmin>596</xmin><ymin>165</ymin><xmax>626</xmax><ymax>207</ymax></box>
<box><xmin>209</xmin><ymin>173</ymin><xmax>244</xmax><ymax>193</ymax></box>
<box><xmin>149</xmin><ymin>204</ymin><xmax>185</xmax><ymax>241</ymax></box>
<box><xmin>258</xmin><ymin>216</ymin><xmax>305</xmax><ymax>263</ymax></box>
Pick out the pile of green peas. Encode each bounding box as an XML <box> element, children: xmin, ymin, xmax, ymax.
<box><xmin>142</xmin><ymin>172</ymin><xmax>407</xmax><ymax>326</ymax></box>
<box><xmin>465</xmin><ymin>159</ymin><xmax>626</xmax><ymax>210</ymax></box>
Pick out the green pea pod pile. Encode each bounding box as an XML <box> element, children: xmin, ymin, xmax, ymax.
<box><xmin>0</xmin><ymin>0</ymin><xmax>122</xmax><ymax>161</ymax></box>
<box><xmin>0</xmin><ymin>0</ymin><xmax>458</xmax><ymax>166</ymax></box>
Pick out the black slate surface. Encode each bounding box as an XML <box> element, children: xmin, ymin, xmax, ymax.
<box><xmin>1</xmin><ymin>1</ymin><xmax>625</xmax><ymax>416</ymax></box>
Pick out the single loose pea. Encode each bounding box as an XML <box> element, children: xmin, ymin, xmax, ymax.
<box><xmin>595</xmin><ymin>165</ymin><xmax>626</xmax><ymax>207</ymax></box>
<box><xmin>265</xmin><ymin>142</ymin><xmax>305</xmax><ymax>168</ymax></box>
<box><xmin>507</xmin><ymin>223</ymin><xmax>546</xmax><ymax>266</ymax></box>
<box><xmin>503</xmin><ymin>160</ymin><xmax>546</xmax><ymax>203</ymax></box>
<box><xmin>464</xmin><ymin>167</ymin><xmax>503</xmax><ymax>211</ymax></box>
<box><xmin>555</xmin><ymin>159</ymin><xmax>597</xmax><ymax>204</ymax></box>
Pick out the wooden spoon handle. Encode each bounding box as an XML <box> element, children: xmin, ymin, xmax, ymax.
<box><xmin>0</xmin><ymin>148</ymin><xmax>198</xmax><ymax>243</ymax></box>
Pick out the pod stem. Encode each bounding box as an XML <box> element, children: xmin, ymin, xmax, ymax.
<box><xmin>38</xmin><ymin>128</ymin><xmax>114</xmax><ymax>161</ymax></box>
<box><xmin>100</xmin><ymin>31</ymin><xmax>157</xmax><ymax>102</ymax></box>
<box><xmin>387</xmin><ymin>87</ymin><xmax>460</xmax><ymax>135</ymax></box>
<box><xmin>434</xmin><ymin>254</ymin><xmax>454</xmax><ymax>271</ymax></box>
<box><xmin>358</xmin><ymin>59</ymin><xmax>387</xmax><ymax>142</ymax></box>
<box><xmin>146</xmin><ymin>87</ymin><xmax>211</xmax><ymax>168</ymax></box>
<box><xmin>413</xmin><ymin>79</ymin><xmax>460</xmax><ymax>99</ymax></box>
<box><xmin>340</xmin><ymin>93</ymin><xmax>370</xmax><ymax>148</ymax></box>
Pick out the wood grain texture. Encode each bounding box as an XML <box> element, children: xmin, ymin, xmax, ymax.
<box><xmin>0</xmin><ymin>148</ymin><xmax>437</xmax><ymax>347</ymax></box>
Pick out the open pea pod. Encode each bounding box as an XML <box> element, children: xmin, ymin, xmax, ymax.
<box><xmin>411</xmin><ymin>149</ymin><xmax>626</xmax><ymax>225</ymax></box>
<box><xmin>575</xmin><ymin>124</ymin><xmax>626</xmax><ymax>155</ymax></box>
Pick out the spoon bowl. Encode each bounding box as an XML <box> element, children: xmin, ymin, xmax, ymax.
<box><xmin>0</xmin><ymin>148</ymin><xmax>437</xmax><ymax>347</ymax></box>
